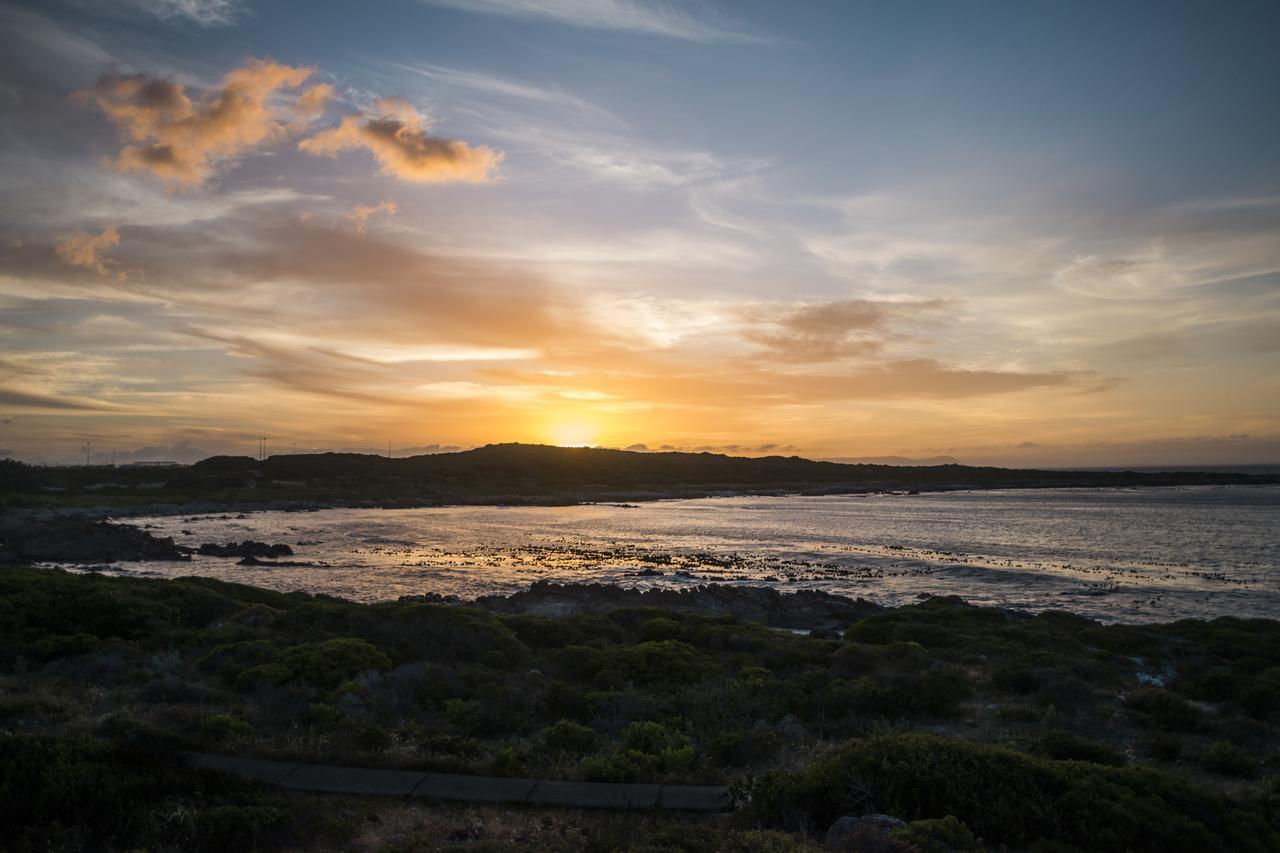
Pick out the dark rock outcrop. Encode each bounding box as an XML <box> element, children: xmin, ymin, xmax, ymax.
<box><xmin>0</xmin><ymin>515</ymin><xmax>191</xmax><ymax>564</ymax></box>
<box><xmin>198</xmin><ymin>541</ymin><xmax>294</xmax><ymax>559</ymax></box>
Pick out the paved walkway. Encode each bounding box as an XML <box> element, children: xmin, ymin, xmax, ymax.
<box><xmin>183</xmin><ymin>752</ymin><xmax>730</xmax><ymax>811</ymax></box>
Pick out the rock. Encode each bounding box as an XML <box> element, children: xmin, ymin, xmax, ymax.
<box><xmin>0</xmin><ymin>514</ymin><xmax>192</xmax><ymax>564</ymax></box>
<box><xmin>235</xmin><ymin>555</ymin><xmax>318</xmax><ymax>567</ymax></box>
<box><xmin>826</xmin><ymin>815</ymin><xmax>908</xmax><ymax>851</ymax></box>
<box><xmin>198</xmin><ymin>540</ymin><xmax>294</xmax><ymax>559</ymax></box>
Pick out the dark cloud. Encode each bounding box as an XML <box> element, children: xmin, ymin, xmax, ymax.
<box><xmin>0</xmin><ymin>387</ymin><xmax>110</xmax><ymax>410</ymax></box>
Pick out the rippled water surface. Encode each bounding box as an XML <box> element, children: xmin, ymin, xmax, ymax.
<box><xmin>115</xmin><ymin>485</ymin><xmax>1280</xmax><ymax>623</ymax></box>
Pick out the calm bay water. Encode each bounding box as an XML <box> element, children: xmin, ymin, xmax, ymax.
<box><xmin>114</xmin><ymin>485</ymin><xmax>1280</xmax><ymax>623</ymax></box>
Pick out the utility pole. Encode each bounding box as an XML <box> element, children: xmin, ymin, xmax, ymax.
<box><xmin>85</xmin><ymin>441</ymin><xmax>90</xmax><ymax>466</ymax></box>
<box><xmin>388</xmin><ymin>439</ymin><xmax>392</xmax><ymax>459</ymax></box>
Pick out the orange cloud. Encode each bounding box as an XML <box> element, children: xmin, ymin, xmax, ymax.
<box><xmin>300</xmin><ymin>97</ymin><xmax>502</xmax><ymax>183</ymax></box>
<box><xmin>347</xmin><ymin>199</ymin><xmax>398</xmax><ymax>233</ymax></box>
<box><xmin>55</xmin><ymin>226</ymin><xmax>120</xmax><ymax>275</ymax></box>
<box><xmin>81</xmin><ymin>59</ymin><xmax>318</xmax><ymax>185</ymax></box>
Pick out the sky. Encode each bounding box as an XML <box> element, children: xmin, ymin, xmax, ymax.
<box><xmin>0</xmin><ymin>0</ymin><xmax>1277</xmax><ymax>467</ymax></box>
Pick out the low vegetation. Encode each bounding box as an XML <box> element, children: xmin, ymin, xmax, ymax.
<box><xmin>2</xmin><ymin>566</ymin><xmax>1279</xmax><ymax>850</ymax></box>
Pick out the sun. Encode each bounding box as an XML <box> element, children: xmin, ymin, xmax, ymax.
<box><xmin>547</xmin><ymin>421</ymin><xmax>599</xmax><ymax>447</ymax></box>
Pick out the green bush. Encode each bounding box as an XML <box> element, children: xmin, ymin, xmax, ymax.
<box><xmin>199</xmin><ymin>713</ymin><xmax>255</xmax><ymax>743</ymax></box>
<box><xmin>0</xmin><ymin>734</ymin><xmax>294</xmax><ymax>852</ymax></box>
<box><xmin>747</xmin><ymin>733</ymin><xmax>1274</xmax><ymax>852</ymax></box>
<box><xmin>892</xmin><ymin>815</ymin><xmax>982</xmax><ymax>852</ymax></box>
<box><xmin>542</xmin><ymin>719</ymin><xmax>599</xmax><ymax>756</ymax></box>
<box><xmin>1126</xmin><ymin>688</ymin><xmax>1202</xmax><ymax>732</ymax></box>
<box><xmin>234</xmin><ymin>661</ymin><xmax>292</xmax><ymax>691</ymax></box>
<box><xmin>1027</xmin><ymin>731</ymin><xmax>1125</xmax><ymax>766</ymax></box>
<box><xmin>276</xmin><ymin>638</ymin><xmax>391</xmax><ymax>688</ymax></box>
<box><xmin>608</xmin><ymin>640</ymin><xmax>716</xmax><ymax>686</ymax></box>
<box><xmin>1201</xmin><ymin>741</ymin><xmax>1259</xmax><ymax>778</ymax></box>
<box><xmin>581</xmin><ymin>721</ymin><xmax>696</xmax><ymax>782</ymax></box>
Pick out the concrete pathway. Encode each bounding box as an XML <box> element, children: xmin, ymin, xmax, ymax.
<box><xmin>183</xmin><ymin>752</ymin><xmax>731</xmax><ymax>811</ymax></box>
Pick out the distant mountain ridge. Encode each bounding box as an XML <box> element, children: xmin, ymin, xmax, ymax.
<box><xmin>822</xmin><ymin>455</ymin><xmax>961</xmax><ymax>466</ymax></box>
<box><xmin>5</xmin><ymin>443</ymin><xmax>1276</xmax><ymax>510</ymax></box>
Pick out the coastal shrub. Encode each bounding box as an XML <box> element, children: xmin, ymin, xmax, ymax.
<box><xmin>912</xmin><ymin>666</ymin><xmax>974</xmax><ymax>716</ymax></box>
<box><xmin>1026</xmin><ymin>731</ymin><xmax>1125</xmax><ymax>766</ymax></box>
<box><xmin>1182</xmin><ymin>670</ymin><xmax>1243</xmax><ymax>703</ymax></box>
<box><xmin>746</xmin><ymin>733</ymin><xmax>1270</xmax><ymax>852</ymax></box>
<box><xmin>1201</xmin><ymin>741</ymin><xmax>1259</xmax><ymax>778</ymax></box>
<box><xmin>542</xmin><ymin>719</ymin><xmax>599</xmax><ymax>756</ymax></box>
<box><xmin>581</xmin><ymin>721</ymin><xmax>696</xmax><ymax>782</ymax></box>
<box><xmin>642</xmin><ymin>616</ymin><xmax>685</xmax><ymax>642</ymax></box>
<box><xmin>710</xmin><ymin>729</ymin><xmax>781</xmax><ymax>767</ymax></box>
<box><xmin>605</xmin><ymin>640</ymin><xmax>716</xmax><ymax>686</ymax></box>
<box><xmin>1239</xmin><ymin>668</ymin><xmax>1280</xmax><ymax>720</ymax></box>
<box><xmin>199</xmin><ymin>712</ymin><xmax>255</xmax><ymax>743</ymax></box>
<box><xmin>538</xmin><ymin>679</ymin><xmax>593</xmax><ymax>722</ymax></box>
<box><xmin>234</xmin><ymin>662</ymin><xmax>292</xmax><ymax>691</ymax></box>
<box><xmin>1140</xmin><ymin>733</ymin><xmax>1184</xmax><ymax>761</ymax></box>
<box><xmin>1126</xmin><ymin>688</ymin><xmax>1202</xmax><ymax>732</ymax></box>
<box><xmin>0</xmin><ymin>733</ymin><xmax>295</xmax><ymax>852</ymax></box>
<box><xmin>891</xmin><ymin>816</ymin><xmax>982</xmax><ymax>852</ymax></box>
<box><xmin>446</xmin><ymin>683</ymin><xmax>528</xmax><ymax>736</ymax></box>
<box><xmin>992</xmin><ymin>663</ymin><xmax>1040</xmax><ymax>694</ymax></box>
<box><xmin>276</xmin><ymin>638</ymin><xmax>391</xmax><ymax>689</ymax></box>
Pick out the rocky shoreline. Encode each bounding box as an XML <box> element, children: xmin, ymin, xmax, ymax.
<box><xmin>2</xmin><ymin>513</ymin><xmax>893</xmax><ymax>631</ymax></box>
<box><xmin>0</xmin><ymin>512</ymin><xmax>297</xmax><ymax>567</ymax></box>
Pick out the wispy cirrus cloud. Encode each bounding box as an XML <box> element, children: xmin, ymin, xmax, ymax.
<box><xmin>126</xmin><ymin>0</ymin><xmax>247</xmax><ymax>27</ymax></box>
<box><xmin>392</xmin><ymin>62</ymin><xmax>616</xmax><ymax>122</ymax></box>
<box><xmin>417</xmin><ymin>0</ymin><xmax>765</xmax><ymax>43</ymax></box>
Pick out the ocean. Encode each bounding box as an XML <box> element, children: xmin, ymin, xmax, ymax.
<box><xmin>111</xmin><ymin>485</ymin><xmax>1280</xmax><ymax>623</ymax></box>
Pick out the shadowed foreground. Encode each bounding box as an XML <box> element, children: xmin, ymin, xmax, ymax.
<box><xmin>2</xmin><ymin>566</ymin><xmax>1279</xmax><ymax>851</ymax></box>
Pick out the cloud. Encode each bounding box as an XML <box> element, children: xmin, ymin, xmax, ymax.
<box><xmin>740</xmin><ymin>298</ymin><xmax>944</xmax><ymax>363</ymax></box>
<box><xmin>1053</xmin><ymin>252</ymin><xmax>1188</xmax><ymax>300</ymax></box>
<box><xmin>0</xmin><ymin>386</ymin><xmax>109</xmax><ymax>410</ymax></box>
<box><xmin>393</xmin><ymin>62</ymin><xmax>614</xmax><ymax>121</ymax></box>
<box><xmin>55</xmin><ymin>226</ymin><xmax>121</xmax><ymax>275</ymax></box>
<box><xmin>300</xmin><ymin>97</ymin><xmax>502</xmax><ymax>183</ymax></box>
<box><xmin>347</xmin><ymin>199</ymin><xmax>398</xmax><ymax>233</ymax></box>
<box><xmin>127</xmin><ymin>0</ymin><xmax>246</xmax><ymax>27</ymax></box>
<box><xmin>79</xmin><ymin>59</ymin><xmax>322</xmax><ymax>185</ymax></box>
<box><xmin>417</xmin><ymin>0</ymin><xmax>764</xmax><ymax>43</ymax></box>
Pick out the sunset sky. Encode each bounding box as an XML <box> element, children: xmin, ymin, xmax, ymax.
<box><xmin>1</xmin><ymin>0</ymin><xmax>1277</xmax><ymax>466</ymax></box>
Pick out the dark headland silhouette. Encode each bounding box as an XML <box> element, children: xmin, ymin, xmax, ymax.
<box><xmin>3</xmin><ymin>442</ymin><xmax>1275</xmax><ymax>511</ymax></box>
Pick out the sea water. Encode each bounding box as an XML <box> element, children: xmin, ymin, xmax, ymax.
<box><xmin>109</xmin><ymin>485</ymin><xmax>1280</xmax><ymax>623</ymax></box>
